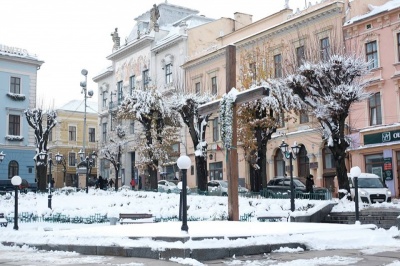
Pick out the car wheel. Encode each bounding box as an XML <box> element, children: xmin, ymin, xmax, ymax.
<box><xmin>222</xmin><ymin>192</ymin><xmax>228</xmax><ymax>196</ymax></box>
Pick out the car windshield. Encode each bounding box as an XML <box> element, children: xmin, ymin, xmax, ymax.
<box><xmin>219</xmin><ymin>181</ymin><xmax>228</xmax><ymax>188</ymax></box>
<box><xmin>293</xmin><ymin>179</ymin><xmax>306</xmax><ymax>188</ymax></box>
<box><xmin>358</xmin><ymin>178</ymin><xmax>385</xmax><ymax>188</ymax></box>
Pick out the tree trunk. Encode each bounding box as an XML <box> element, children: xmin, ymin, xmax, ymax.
<box><xmin>149</xmin><ymin>163</ymin><xmax>158</xmax><ymax>191</ymax></box>
<box><xmin>249</xmin><ymin>165</ymin><xmax>256</xmax><ymax>192</ymax></box>
<box><xmin>37</xmin><ymin>165</ymin><xmax>47</xmax><ymax>191</ymax></box>
<box><xmin>195</xmin><ymin>155</ymin><xmax>207</xmax><ymax>191</ymax></box>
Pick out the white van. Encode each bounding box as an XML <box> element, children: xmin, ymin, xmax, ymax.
<box><xmin>348</xmin><ymin>173</ymin><xmax>392</xmax><ymax>204</ymax></box>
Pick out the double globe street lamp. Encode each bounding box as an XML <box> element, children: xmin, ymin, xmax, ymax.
<box><xmin>38</xmin><ymin>151</ymin><xmax>53</xmax><ymax>209</ymax></box>
<box><xmin>78</xmin><ymin>150</ymin><xmax>97</xmax><ymax>193</ymax></box>
<box><xmin>279</xmin><ymin>140</ymin><xmax>300</xmax><ymax>212</ymax></box>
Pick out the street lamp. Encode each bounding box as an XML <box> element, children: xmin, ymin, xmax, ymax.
<box><xmin>55</xmin><ymin>152</ymin><xmax>67</xmax><ymax>187</ymax></box>
<box><xmin>39</xmin><ymin>151</ymin><xmax>53</xmax><ymax>209</ymax></box>
<box><xmin>80</xmin><ymin>69</ymin><xmax>93</xmax><ymax>165</ymax></box>
<box><xmin>79</xmin><ymin>149</ymin><xmax>97</xmax><ymax>193</ymax></box>
<box><xmin>350</xmin><ymin>166</ymin><xmax>361</xmax><ymax>223</ymax></box>
<box><xmin>177</xmin><ymin>155</ymin><xmax>191</xmax><ymax>232</ymax></box>
<box><xmin>279</xmin><ymin>140</ymin><xmax>300</xmax><ymax>212</ymax></box>
<box><xmin>11</xmin><ymin>175</ymin><xmax>22</xmax><ymax>230</ymax></box>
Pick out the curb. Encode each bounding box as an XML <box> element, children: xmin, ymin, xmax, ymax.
<box><xmin>1</xmin><ymin>241</ymin><xmax>307</xmax><ymax>261</ymax></box>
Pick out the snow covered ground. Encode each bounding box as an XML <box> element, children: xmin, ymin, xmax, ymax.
<box><xmin>0</xmin><ymin>188</ymin><xmax>400</xmax><ymax>265</ymax></box>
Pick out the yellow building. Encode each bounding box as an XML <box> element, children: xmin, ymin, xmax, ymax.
<box><xmin>48</xmin><ymin>100</ymin><xmax>98</xmax><ymax>188</ymax></box>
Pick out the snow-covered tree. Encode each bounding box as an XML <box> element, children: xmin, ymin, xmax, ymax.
<box><xmin>24</xmin><ymin>108</ymin><xmax>57</xmax><ymax>191</ymax></box>
<box><xmin>285</xmin><ymin>54</ymin><xmax>370</xmax><ymax>195</ymax></box>
<box><xmin>237</xmin><ymin>43</ymin><xmax>304</xmax><ymax>192</ymax></box>
<box><xmin>117</xmin><ymin>88</ymin><xmax>180</xmax><ymax>190</ymax></box>
<box><xmin>237</xmin><ymin>81</ymin><xmax>303</xmax><ymax>191</ymax></box>
<box><xmin>170</xmin><ymin>93</ymin><xmax>214</xmax><ymax>191</ymax></box>
<box><xmin>100</xmin><ymin>124</ymin><xmax>126</xmax><ymax>191</ymax></box>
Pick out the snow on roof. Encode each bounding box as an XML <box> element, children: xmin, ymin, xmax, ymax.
<box><xmin>0</xmin><ymin>44</ymin><xmax>42</xmax><ymax>62</ymax></box>
<box><xmin>58</xmin><ymin>100</ymin><xmax>98</xmax><ymax>114</ymax></box>
<box><xmin>344</xmin><ymin>0</ymin><xmax>400</xmax><ymax>25</ymax></box>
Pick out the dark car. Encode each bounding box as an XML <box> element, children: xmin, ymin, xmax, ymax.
<box><xmin>266</xmin><ymin>176</ymin><xmax>331</xmax><ymax>200</ymax></box>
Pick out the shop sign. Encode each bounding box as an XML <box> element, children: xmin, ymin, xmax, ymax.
<box><xmin>364</xmin><ymin>130</ymin><xmax>400</xmax><ymax>145</ymax></box>
<box><xmin>383</xmin><ymin>157</ymin><xmax>393</xmax><ymax>181</ymax></box>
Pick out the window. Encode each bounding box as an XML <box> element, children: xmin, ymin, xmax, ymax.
<box><xmin>369</xmin><ymin>92</ymin><xmax>382</xmax><ymax>125</ymax></box>
<box><xmin>397</xmin><ymin>33</ymin><xmax>400</xmax><ymax>62</ymax></box>
<box><xmin>129</xmin><ymin>75</ymin><xmax>135</xmax><ymax>95</ymax></box>
<box><xmin>89</xmin><ymin>128</ymin><xmax>95</xmax><ymax>142</ymax></box>
<box><xmin>195</xmin><ymin>82</ymin><xmax>201</xmax><ymax>94</ymax></box>
<box><xmin>117</xmin><ymin>81</ymin><xmax>123</xmax><ymax>105</ymax></box>
<box><xmin>8</xmin><ymin>160</ymin><xmax>19</xmax><ymax>179</ymax></box>
<box><xmin>165</xmin><ymin>64</ymin><xmax>172</xmax><ymax>84</ymax></box>
<box><xmin>102</xmin><ymin>91</ymin><xmax>107</xmax><ymax>108</ymax></box>
<box><xmin>323</xmin><ymin>146</ymin><xmax>335</xmax><ymax>169</ymax></box>
<box><xmin>213</xmin><ymin>118</ymin><xmax>219</xmax><ymax>142</ymax></box>
<box><xmin>297</xmin><ymin>145</ymin><xmax>309</xmax><ymax>178</ymax></box>
<box><xmin>296</xmin><ymin>45</ymin><xmax>305</xmax><ymax>67</ymax></box>
<box><xmin>130</xmin><ymin>121</ymin><xmax>135</xmax><ymax>134</ymax></box>
<box><xmin>102</xmin><ymin>123</ymin><xmax>107</xmax><ymax>141</ymax></box>
<box><xmin>320</xmin><ymin>37</ymin><xmax>330</xmax><ymax>61</ymax></box>
<box><xmin>209</xmin><ymin>162</ymin><xmax>223</xmax><ymax>180</ymax></box>
<box><xmin>366</xmin><ymin>41</ymin><xmax>378</xmax><ymax>69</ymax></box>
<box><xmin>274</xmin><ymin>151</ymin><xmax>285</xmax><ymax>176</ymax></box>
<box><xmin>10</xmin><ymin>77</ymin><xmax>21</xmax><ymax>94</ymax></box>
<box><xmin>69</xmin><ymin>126</ymin><xmax>76</xmax><ymax>141</ymax></box>
<box><xmin>274</xmin><ymin>54</ymin><xmax>282</xmax><ymax>78</ymax></box>
<box><xmin>211</xmin><ymin>76</ymin><xmax>217</xmax><ymax>95</ymax></box>
<box><xmin>300</xmin><ymin>110</ymin><xmax>309</xmax><ymax>124</ymax></box>
<box><xmin>143</xmin><ymin>69</ymin><xmax>150</xmax><ymax>88</ymax></box>
<box><xmin>68</xmin><ymin>153</ymin><xmax>76</xmax><ymax>167</ymax></box>
<box><xmin>8</xmin><ymin>114</ymin><xmax>20</xmax><ymax>135</ymax></box>
<box><xmin>365</xmin><ymin>154</ymin><xmax>384</xmax><ymax>179</ymax></box>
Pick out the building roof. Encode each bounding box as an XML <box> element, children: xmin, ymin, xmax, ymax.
<box><xmin>344</xmin><ymin>0</ymin><xmax>400</xmax><ymax>25</ymax></box>
<box><xmin>58</xmin><ymin>100</ymin><xmax>98</xmax><ymax>114</ymax></box>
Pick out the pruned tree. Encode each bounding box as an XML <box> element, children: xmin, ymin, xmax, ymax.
<box><xmin>117</xmin><ymin>88</ymin><xmax>180</xmax><ymax>190</ymax></box>
<box><xmin>285</xmin><ymin>54</ymin><xmax>370</xmax><ymax>197</ymax></box>
<box><xmin>170</xmin><ymin>93</ymin><xmax>214</xmax><ymax>191</ymax></box>
<box><xmin>24</xmin><ymin>108</ymin><xmax>57</xmax><ymax>191</ymax></box>
<box><xmin>237</xmin><ymin>41</ymin><xmax>304</xmax><ymax>191</ymax></box>
<box><xmin>100</xmin><ymin>124</ymin><xmax>125</xmax><ymax>191</ymax></box>
<box><xmin>237</xmin><ymin>80</ymin><xmax>303</xmax><ymax>192</ymax></box>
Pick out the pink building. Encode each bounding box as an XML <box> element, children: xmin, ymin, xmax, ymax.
<box><xmin>345</xmin><ymin>0</ymin><xmax>400</xmax><ymax>197</ymax></box>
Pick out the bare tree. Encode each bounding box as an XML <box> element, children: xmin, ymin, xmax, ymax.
<box><xmin>24</xmin><ymin>108</ymin><xmax>57</xmax><ymax>191</ymax></box>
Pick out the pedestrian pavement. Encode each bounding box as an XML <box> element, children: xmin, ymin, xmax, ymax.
<box><xmin>0</xmin><ymin>221</ymin><xmax>377</xmax><ymax>262</ymax></box>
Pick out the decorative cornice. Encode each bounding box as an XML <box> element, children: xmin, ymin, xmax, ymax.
<box><xmin>235</xmin><ymin>3</ymin><xmax>343</xmax><ymax>49</ymax></box>
<box><xmin>152</xmin><ymin>35</ymin><xmax>186</xmax><ymax>53</ymax></box>
<box><xmin>106</xmin><ymin>36</ymin><xmax>154</xmax><ymax>61</ymax></box>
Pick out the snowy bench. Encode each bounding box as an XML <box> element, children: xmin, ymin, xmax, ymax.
<box><xmin>257</xmin><ymin>216</ymin><xmax>288</xmax><ymax>222</ymax></box>
<box><xmin>0</xmin><ymin>213</ymin><xmax>7</xmax><ymax>227</ymax></box>
<box><xmin>119</xmin><ymin>213</ymin><xmax>154</xmax><ymax>224</ymax></box>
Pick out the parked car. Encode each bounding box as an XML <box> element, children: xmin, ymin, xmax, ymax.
<box><xmin>206</xmin><ymin>180</ymin><xmax>249</xmax><ymax>196</ymax></box>
<box><xmin>157</xmin><ymin>180</ymin><xmax>180</xmax><ymax>193</ymax></box>
<box><xmin>266</xmin><ymin>176</ymin><xmax>331</xmax><ymax>199</ymax></box>
<box><xmin>348</xmin><ymin>173</ymin><xmax>391</xmax><ymax>204</ymax></box>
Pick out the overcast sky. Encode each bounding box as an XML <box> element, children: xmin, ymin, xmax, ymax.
<box><xmin>1</xmin><ymin>0</ymin><xmax>317</xmax><ymax>108</ymax></box>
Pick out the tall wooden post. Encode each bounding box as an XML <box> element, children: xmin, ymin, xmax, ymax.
<box><xmin>226</xmin><ymin>45</ymin><xmax>239</xmax><ymax>221</ymax></box>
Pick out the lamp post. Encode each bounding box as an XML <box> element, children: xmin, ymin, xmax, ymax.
<box><xmin>79</xmin><ymin>149</ymin><xmax>97</xmax><ymax>193</ymax></box>
<box><xmin>177</xmin><ymin>155</ymin><xmax>191</xmax><ymax>232</ymax></box>
<box><xmin>350</xmin><ymin>166</ymin><xmax>361</xmax><ymax>223</ymax></box>
<box><xmin>279</xmin><ymin>140</ymin><xmax>300</xmax><ymax>212</ymax></box>
<box><xmin>11</xmin><ymin>175</ymin><xmax>22</xmax><ymax>230</ymax></box>
<box><xmin>55</xmin><ymin>152</ymin><xmax>67</xmax><ymax>187</ymax></box>
<box><xmin>39</xmin><ymin>151</ymin><xmax>53</xmax><ymax>209</ymax></box>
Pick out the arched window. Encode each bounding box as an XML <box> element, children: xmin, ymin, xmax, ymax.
<box><xmin>274</xmin><ymin>150</ymin><xmax>285</xmax><ymax>176</ymax></box>
<box><xmin>297</xmin><ymin>145</ymin><xmax>309</xmax><ymax>178</ymax></box>
<box><xmin>8</xmin><ymin>160</ymin><xmax>19</xmax><ymax>179</ymax></box>
<box><xmin>323</xmin><ymin>146</ymin><xmax>336</xmax><ymax>170</ymax></box>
